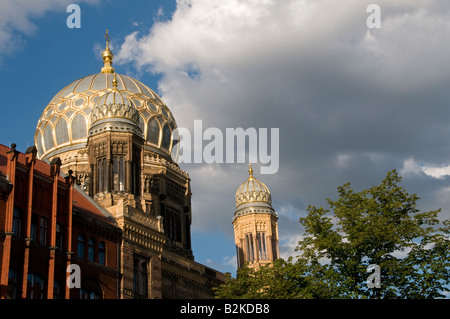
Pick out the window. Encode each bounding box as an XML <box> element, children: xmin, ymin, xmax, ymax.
<box><xmin>165</xmin><ymin>210</ymin><xmax>181</xmax><ymax>242</ymax></box>
<box><xmin>161</xmin><ymin>124</ymin><xmax>171</xmax><ymax>149</ymax></box>
<box><xmin>12</xmin><ymin>207</ymin><xmax>21</xmax><ymax>238</ymax></box>
<box><xmin>99</xmin><ymin>242</ymin><xmax>106</xmax><ymax>266</ymax></box>
<box><xmin>246</xmin><ymin>234</ymin><xmax>255</xmax><ymax>262</ymax></box>
<box><xmin>43</xmin><ymin>125</ymin><xmax>55</xmax><ymax>151</ymax></box>
<box><xmin>131</xmin><ymin>160</ymin><xmax>140</xmax><ymax>195</ymax></box>
<box><xmin>77</xmin><ymin>234</ymin><xmax>85</xmax><ymax>258</ymax></box>
<box><xmin>133</xmin><ymin>257</ymin><xmax>149</xmax><ymax>298</ymax></box>
<box><xmin>98</xmin><ymin>158</ymin><xmax>103</xmax><ymax>192</ymax></box>
<box><xmin>27</xmin><ymin>273</ymin><xmax>44</xmax><ymax>299</ymax></box>
<box><xmin>80</xmin><ymin>289</ymin><xmax>100</xmax><ymax>299</ymax></box>
<box><xmin>257</xmin><ymin>232</ymin><xmax>267</xmax><ymax>261</ymax></box>
<box><xmin>56</xmin><ymin>223</ymin><xmax>63</xmax><ymax>251</ymax></box>
<box><xmin>88</xmin><ymin>239</ymin><xmax>95</xmax><ymax>262</ymax></box>
<box><xmin>7</xmin><ymin>269</ymin><xmax>17</xmax><ymax>299</ymax></box>
<box><xmin>147</xmin><ymin>118</ymin><xmax>160</xmax><ymax>145</ymax></box>
<box><xmin>145</xmin><ymin>201</ymin><xmax>151</xmax><ymax>215</ymax></box>
<box><xmin>272</xmin><ymin>238</ymin><xmax>278</xmax><ymax>260</ymax></box>
<box><xmin>79</xmin><ymin>280</ymin><xmax>102</xmax><ymax>299</ymax></box>
<box><xmin>53</xmin><ymin>281</ymin><xmax>62</xmax><ymax>299</ymax></box>
<box><xmin>113</xmin><ymin>156</ymin><xmax>125</xmax><ymax>191</ymax></box>
<box><xmin>39</xmin><ymin>217</ymin><xmax>48</xmax><ymax>246</ymax></box>
<box><xmin>140</xmin><ymin>262</ymin><xmax>148</xmax><ymax>297</ymax></box>
<box><xmin>30</xmin><ymin>214</ymin><xmax>38</xmax><ymax>243</ymax></box>
<box><xmin>55</xmin><ymin>118</ymin><xmax>69</xmax><ymax>144</ymax></box>
<box><xmin>98</xmin><ymin>158</ymin><xmax>108</xmax><ymax>193</ymax></box>
<box><xmin>72</xmin><ymin>113</ymin><xmax>87</xmax><ymax>140</ymax></box>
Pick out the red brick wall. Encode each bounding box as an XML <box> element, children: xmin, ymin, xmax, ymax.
<box><xmin>0</xmin><ymin>145</ymin><xmax>121</xmax><ymax>299</ymax></box>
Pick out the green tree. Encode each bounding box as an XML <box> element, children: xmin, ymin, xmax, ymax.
<box><xmin>215</xmin><ymin>170</ymin><xmax>450</xmax><ymax>299</ymax></box>
<box><xmin>214</xmin><ymin>258</ymin><xmax>312</xmax><ymax>299</ymax></box>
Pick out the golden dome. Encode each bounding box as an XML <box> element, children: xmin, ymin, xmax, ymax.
<box><xmin>35</xmin><ymin>32</ymin><xmax>179</xmax><ymax>162</ymax></box>
<box><xmin>235</xmin><ymin>164</ymin><xmax>272</xmax><ymax>208</ymax></box>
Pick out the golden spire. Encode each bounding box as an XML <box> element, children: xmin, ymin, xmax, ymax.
<box><xmin>112</xmin><ymin>73</ymin><xmax>118</xmax><ymax>90</ymax></box>
<box><xmin>248</xmin><ymin>163</ymin><xmax>253</xmax><ymax>179</ymax></box>
<box><xmin>101</xmin><ymin>29</ymin><xmax>115</xmax><ymax>74</ymax></box>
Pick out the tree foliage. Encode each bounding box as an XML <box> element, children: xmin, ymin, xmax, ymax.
<box><xmin>215</xmin><ymin>170</ymin><xmax>450</xmax><ymax>299</ymax></box>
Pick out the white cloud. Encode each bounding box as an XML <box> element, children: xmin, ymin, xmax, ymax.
<box><xmin>401</xmin><ymin>158</ymin><xmax>450</xmax><ymax>179</ymax></box>
<box><xmin>400</xmin><ymin>158</ymin><xmax>425</xmax><ymax>177</ymax></box>
<box><xmin>423</xmin><ymin>166</ymin><xmax>450</xmax><ymax>179</ymax></box>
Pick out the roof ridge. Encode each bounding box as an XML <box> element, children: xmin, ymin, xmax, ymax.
<box><xmin>72</xmin><ymin>182</ymin><xmax>116</xmax><ymax>222</ymax></box>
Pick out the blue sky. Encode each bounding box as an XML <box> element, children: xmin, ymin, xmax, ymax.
<box><xmin>1</xmin><ymin>0</ymin><xmax>450</xmax><ymax>291</ymax></box>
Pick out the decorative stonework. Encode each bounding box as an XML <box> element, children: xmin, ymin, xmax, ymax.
<box><xmin>235</xmin><ymin>191</ymin><xmax>272</xmax><ymax>207</ymax></box>
<box><xmin>143</xmin><ymin>151</ymin><xmax>189</xmax><ymax>179</ymax></box>
<box><xmin>90</xmin><ymin>102</ymin><xmax>141</xmax><ymax>127</ymax></box>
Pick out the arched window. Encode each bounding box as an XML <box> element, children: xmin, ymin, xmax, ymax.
<box><xmin>43</xmin><ymin>125</ymin><xmax>55</xmax><ymax>151</ymax></box>
<box><xmin>147</xmin><ymin>118</ymin><xmax>160</xmax><ymax>145</ymax></box>
<box><xmin>257</xmin><ymin>232</ymin><xmax>267</xmax><ymax>261</ymax></box>
<box><xmin>161</xmin><ymin>124</ymin><xmax>171</xmax><ymax>149</ymax></box>
<box><xmin>246</xmin><ymin>234</ymin><xmax>255</xmax><ymax>262</ymax></box>
<box><xmin>55</xmin><ymin>118</ymin><xmax>69</xmax><ymax>144</ymax></box>
<box><xmin>133</xmin><ymin>257</ymin><xmax>149</xmax><ymax>298</ymax></box>
<box><xmin>77</xmin><ymin>234</ymin><xmax>85</xmax><ymax>258</ymax></box>
<box><xmin>88</xmin><ymin>239</ymin><xmax>95</xmax><ymax>262</ymax></box>
<box><xmin>113</xmin><ymin>156</ymin><xmax>125</xmax><ymax>191</ymax></box>
<box><xmin>98</xmin><ymin>158</ymin><xmax>107</xmax><ymax>193</ymax></box>
<box><xmin>72</xmin><ymin>113</ymin><xmax>87</xmax><ymax>140</ymax></box>
<box><xmin>99</xmin><ymin>242</ymin><xmax>106</xmax><ymax>266</ymax></box>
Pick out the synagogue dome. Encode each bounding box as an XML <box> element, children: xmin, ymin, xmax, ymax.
<box><xmin>35</xmin><ymin>34</ymin><xmax>179</xmax><ymax>162</ymax></box>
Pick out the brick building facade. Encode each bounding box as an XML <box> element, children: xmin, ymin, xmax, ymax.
<box><xmin>0</xmin><ymin>143</ymin><xmax>121</xmax><ymax>299</ymax></box>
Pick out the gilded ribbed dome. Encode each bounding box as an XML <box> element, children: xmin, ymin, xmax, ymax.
<box><xmin>235</xmin><ymin>164</ymin><xmax>272</xmax><ymax>208</ymax></box>
<box><xmin>34</xmin><ymin>35</ymin><xmax>178</xmax><ymax>162</ymax></box>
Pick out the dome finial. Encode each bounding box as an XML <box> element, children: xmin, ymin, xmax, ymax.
<box><xmin>112</xmin><ymin>73</ymin><xmax>118</xmax><ymax>90</ymax></box>
<box><xmin>105</xmin><ymin>29</ymin><xmax>110</xmax><ymax>49</ymax></box>
<box><xmin>248</xmin><ymin>163</ymin><xmax>253</xmax><ymax>178</ymax></box>
<box><xmin>101</xmin><ymin>29</ymin><xmax>115</xmax><ymax>74</ymax></box>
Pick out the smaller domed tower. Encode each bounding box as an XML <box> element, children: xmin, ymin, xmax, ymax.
<box><xmin>233</xmin><ymin>164</ymin><xmax>279</xmax><ymax>270</ymax></box>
